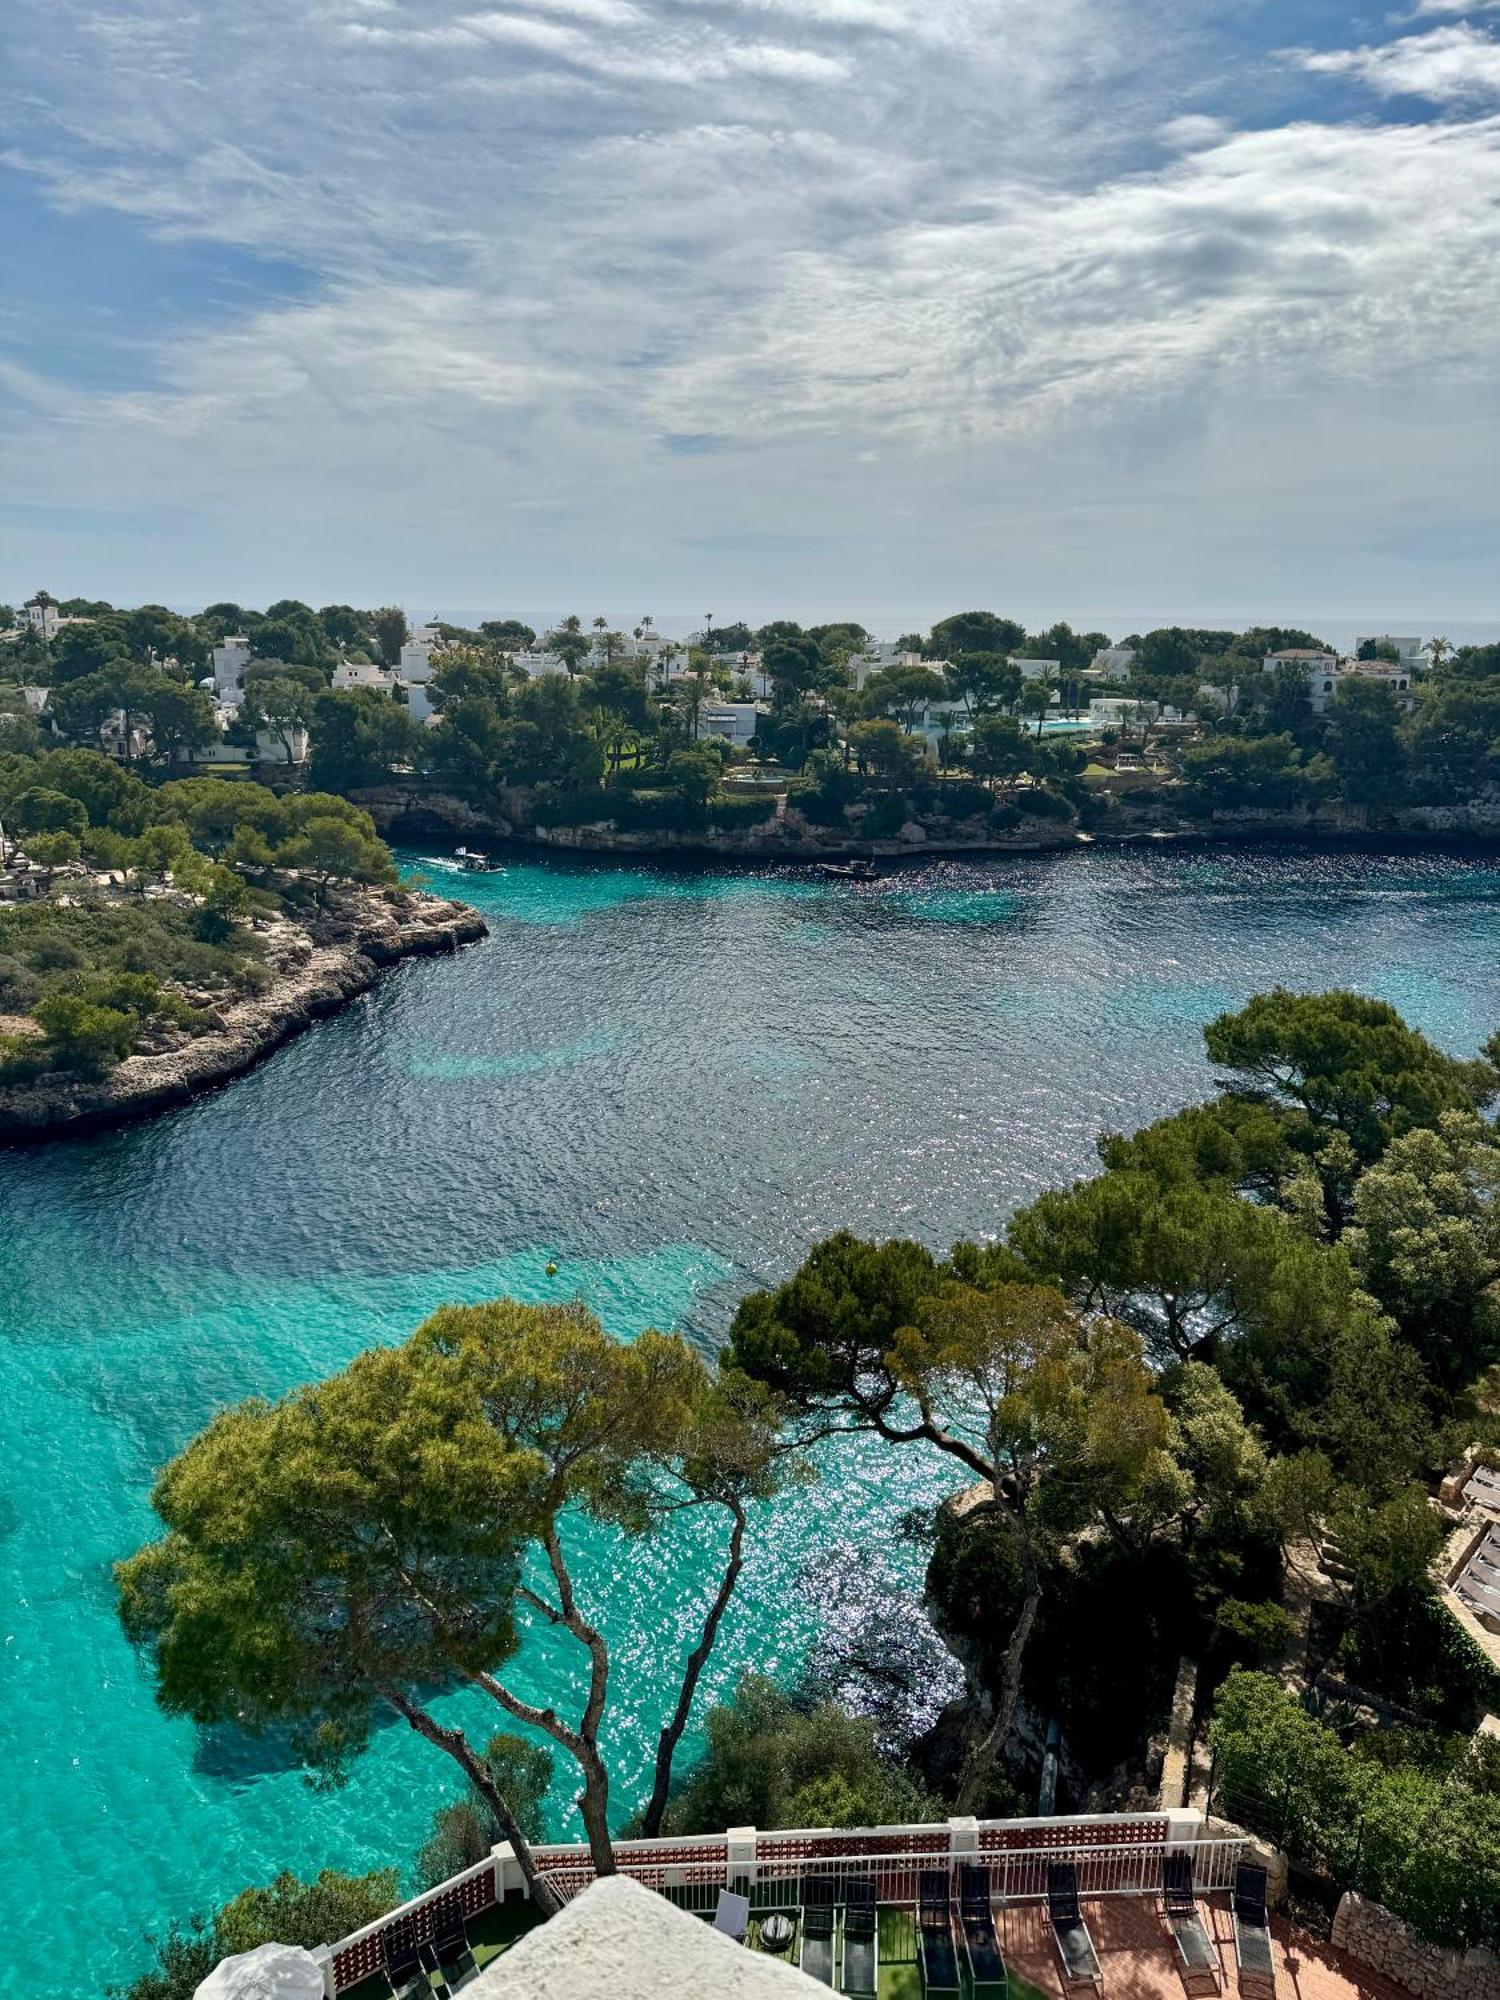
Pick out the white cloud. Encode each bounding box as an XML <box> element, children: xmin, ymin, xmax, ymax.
<box><xmin>1158</xmin><ymin>114</ymin><xmax>1230</xmax><ymax>149</ymax></box>
<box><xmin>3</xmin><ymin>0</ymin><xmax>1500</xmax><ymax>615</ymax></box>
<box><xmin>1297</xmin><ymin>23</ymin><xmax>1500</xmax><ymax>102</ymax></box>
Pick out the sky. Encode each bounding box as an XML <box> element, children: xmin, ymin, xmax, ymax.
<box><xmin>2</xmin><ymin>0</ymin><xmax>1499</xmax><ymax>635</ymax></box>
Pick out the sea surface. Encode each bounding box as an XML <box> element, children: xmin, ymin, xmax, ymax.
<box><xmin>3</xmin><ymin>842</ymin><xmax>1499</xmax><ymax>1996</ymax></box>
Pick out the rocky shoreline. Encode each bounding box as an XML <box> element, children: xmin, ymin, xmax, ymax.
<box><xmin>0</xmin><ymin>888</ymin><xmax>486</xmax><ymax>1144</ymax></box>
<box><xmin>354</xmin><ymin>783</ymin><xmax>1500</xmax><ymax>864</ymax></box>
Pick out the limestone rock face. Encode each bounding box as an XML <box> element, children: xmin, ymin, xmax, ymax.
<box><xmin>0</xmin><ymin>889</ymin><xmax>486</xmax><ymax>1142</ymax></box>
<box><xmin>1331</xmin><ymin>1890</ymin><xmax>1500</xmax><ymax>1999</ymax></box>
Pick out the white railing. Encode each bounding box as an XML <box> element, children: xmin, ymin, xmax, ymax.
<box><xmin>531</xmin><ymin>1834</ymin><xmax>1248</xmax><ymax>1919</ymax></box>
<box><xmin>323</xmin><ymin>1810</ymin><xmax>1246</xmax><ymax>1993</ymax></box>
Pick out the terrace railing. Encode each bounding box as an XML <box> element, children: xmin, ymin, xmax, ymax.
<box><xmin>321</xmin><ymin>1809</ymin><xmax>1247</xmax><ymax>1995</ymax></box>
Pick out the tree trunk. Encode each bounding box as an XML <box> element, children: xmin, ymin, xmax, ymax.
<box><xmin>953</xmin><ymin>1577</ymin><xmax>1041</xmax><ymax>1813</ymax></box>
<box><xmin>640</xmin><ymin>1499</ymin><xmax>746</xmax><ymax>1837</ymax></box>
<box><xmin>380</xmin><ymin>1685</ymin><xmax>561</xmax><ymax>1915</ymax></box>
<box><xmin>574</xmin><ymin>1745</ymin><xmax>616</xmax><ymax>1877</ymax></box>
<box><xmin>543</xmin><ymin>1527</ymin><xmax>617</xmax><ymax>1877</ymax></box>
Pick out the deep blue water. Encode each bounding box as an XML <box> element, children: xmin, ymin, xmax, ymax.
<box><xmin>2</xmin><ymin>843</ymin><xmax>1498</xmax><ymax>1996</ymax></box>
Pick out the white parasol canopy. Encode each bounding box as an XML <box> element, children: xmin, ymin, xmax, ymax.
<box><xmin>193</xmin><ymin>1942</ymin><xmax>327</xmax><ymax>2000</ymax></box>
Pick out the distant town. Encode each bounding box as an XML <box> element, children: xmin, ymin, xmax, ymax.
<box><xmin>0</xmin><ymin>592</ymin><xmax>1440</xmax><ymax>777</ymax></box>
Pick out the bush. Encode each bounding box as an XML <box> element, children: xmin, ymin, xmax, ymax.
<box><xmin>1211</xmin><ymin>1670</ymin><xmax>1500</xmax><ymax>1948</ymax></box>
<box><xmin>662</xmin><ymin>1675</ymin><xmax>943</xmax><ymax>1835</ymax></box>
<box><xmin>862</xmin><ymin>794</ymin><xmax>909</xmax><ymax>838</ymax></box>
<box><xmin>32</xmin><ymin>993</ymin><xmax>138</xmax><ymax>1077</ymax></box>
<box><xmin>706</xmin><ymin>796</ymin><xmax>776</xmax><ymax>830</ymax></box>
<box><xmin>0</xmin><ymin>952</ymin><xmax>40</xmax><ymax>1011</ymax></box>
<box><xmin>1338</xmin><ymin>1586</ymin><xmax>1500</xmax><ymax>1725</ymax></box>
<box><xmin>118</xmin><ymin>1869</ymin><xmax>399</xmax><ymax>2000</ymax></box>
<box><xmin>1014</xmin><ymin>787</ymin><xmax>1074</xmax><ymax>821</ymax></box>
<box><xmin>1212</xmin><ymin>1598</ymin><xmax>1296</xmax><ymax>1668</ymax></box>
<box><xmin>415</xmin><ymin>1732</ymin><xmax>553</xmax><ymax>1890</ymax></box>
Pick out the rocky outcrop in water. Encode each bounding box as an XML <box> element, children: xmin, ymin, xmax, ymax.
<box><xmin>0</xmin><ymin>888</ymin><xmax>486</xmax><ymax>1143</ymax></box>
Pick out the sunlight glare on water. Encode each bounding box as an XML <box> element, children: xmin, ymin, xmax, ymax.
<box><xmin>1</xmin><ymin>843</ymin><xmax>1498</xmax><ymax>1996</ymax></box>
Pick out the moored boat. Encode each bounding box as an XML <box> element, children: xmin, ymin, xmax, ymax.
<box><xmin>817</xmin><ymin>858</ymin><xmax>880</xmax><ymax>882</ymax></box>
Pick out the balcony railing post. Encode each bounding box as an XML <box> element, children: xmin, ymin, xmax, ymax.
<box><xmin>491</xmin><ymin>1840</ymin><xmax>524</xmax><ymax>1901</ymax></box>
<box><xmin>726</xmin><ymin>1826</ymin><xmax>757</xmax><ymax>1892</ymax></box>
<box><xmin>311</xmin><ymin>1945</ymin><xmax>335</xmax><ymax>2000</ymax></box>
<box><xmin>947</xmin><ymin>1815</ymin><xmax>979</xmax><ymax>1868</ymax></box>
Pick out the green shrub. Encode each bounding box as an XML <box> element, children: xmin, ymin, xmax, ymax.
<box><xmin>32</xmin><ymin>992</ymin><xmax>138</xmax><ymax>1077</ymax></box>
<box><xmin>0</xmin><ymin>952</ymin><xmax>40</xmax><ymax>1011</ymax></box>
<box><xmin>1212</xmin><ymin>1598</ymin><xmax>1296</xmax><ymax>1668</ymax></box>
<box><xmin>1211</xmin><ymin>1669</ymin><xmax>1500</xmax><ymax>1949</ymax></box>
<box><xmin>862</xmin><ymin>794</ymin><xmax>909</xmax><ymax>838</ymax></box>
<box><xmin>118</xmin><ymin>1869</ymin><xmax>399</xmax><ymax>2000</ymax></box>
<box><xmin>663</xmin><ymin>1675</ymin><xmax>943</xmax><ymax>1835</ymax></box>
<box><xmin>1014</xmin><ymin>787</ymin><xmax>1074</xmax><ymax>821</ymax></box>
<box><xmin>416</xmin><ymin>1732</ymin><xmax>553</xmax><ymax>1889</ymax></box>
<box><xmin>706</xmin><ymin>796</ymin><xmax>776</xmax><ymax>829</ymax></box>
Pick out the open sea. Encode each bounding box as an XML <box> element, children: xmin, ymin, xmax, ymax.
<box><xmin>2</xmin><ymin>841</ymin><xmax>1499</xmax><ymax>1996</ymax></box>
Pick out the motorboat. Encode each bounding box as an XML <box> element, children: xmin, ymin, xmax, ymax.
<box><xmin>817</xmin><ymin>858</ymin><xmax>880</xmax><ymax>882</ymax></box>
<box><xmin>454</xmin><ymin>847</ymin><xmax>500</xmax><ymax>873</ymax></box>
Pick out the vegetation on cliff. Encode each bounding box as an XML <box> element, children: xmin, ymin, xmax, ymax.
<box><xmin>0</xmin><ymin>749</ymin><xmax>395</xmax><ymax>1082</ymax></box>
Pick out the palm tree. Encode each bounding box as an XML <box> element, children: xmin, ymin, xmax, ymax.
<box><xmin>676</xmin><ymin>674</ymin><xmax>710</xmax><ymax>741</ymax></box>
<box><xmin>1425</xmin><ymin>635</ymin><xmax>1451</xmax><ymax>675</ymax></box>
<box><xmin>1027</xmin><ymin>673</ymin><xmax>1056</xmax><ymax>741</ymax></box>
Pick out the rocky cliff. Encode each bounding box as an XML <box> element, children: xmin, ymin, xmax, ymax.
<box><xmin>0</xmin><ymin>888</ymin><xmax>486</xmax><ymax>1142</ymax></box>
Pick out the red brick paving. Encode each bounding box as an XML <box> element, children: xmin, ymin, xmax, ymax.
<box><xmin>993</xmin><ymin>1895</ymin><xmax>1412</xmax><ymax>2000</ymax></box>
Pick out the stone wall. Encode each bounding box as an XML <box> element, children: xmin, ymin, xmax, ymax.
<box><xmin>1331</xmin><ymin>1891</ymin><xmax>1500</xmax><ymax>1998</ymax></box>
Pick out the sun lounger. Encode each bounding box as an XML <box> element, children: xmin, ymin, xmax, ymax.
<box><xmin>918</xmin><ymin>1870</ymin><xmax>961</xmax><ymax>1995</ymax></box>
<box><xmin>1046</xmin><ymin>1863</ymin><xmax>1102</xmax><ymax>1993</ymax></box>
<box><xmin>428</xmin><ymin>1901</ymin><xmax>474</xmax><ymax>1988</ymax></box>
<box><xmin>713</xmin><ymin>1889</ymin><xmax>750</xmax><ymax>1942</ymax></box>
<box><xmin>958</xmin><ymin>1864</ymin><xmax>1008</xmax><ymax>1995</ymax></box>
<box><xmin>1162</xmin><ymin>1853</ymin><xmax>1222</xmax><ymax>1992</ymax></box>
<box><xmin>841</xmin><ymin>1878</ymin><xmax>879</xmax><ymax>1998</ymax></box>
<box><xmin>799</xmin><ymin>1875</ymin><xmax>837</xmax><ymax>1987</ymax></box>
<box><xmin>381</xmin><ymin>1920</ymin><xmax>428</xmax><ymax>1998</ymax></box>
<box><xmin>1232</xmin><ymin>1863</ymin><xmax>1276</xmax><ymax>1996</ymax></box>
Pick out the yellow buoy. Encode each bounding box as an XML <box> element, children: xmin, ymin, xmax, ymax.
<box><xmin>545</xmin><ymin>1261</ymin><xmax>558</xmax><ymax>1277</ymax></box>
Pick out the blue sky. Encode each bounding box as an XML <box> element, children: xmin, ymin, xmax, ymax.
<box><xmin>2</xmin><ymin>0</ymin><xmax>1499</xmax><ymax>632</ymax></box>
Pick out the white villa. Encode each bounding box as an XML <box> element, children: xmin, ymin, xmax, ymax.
<box><xmin>1356</xmin><ymin>635</ymin><xmax>1425</xmax><ymax>671</ymax></box>
<box><xmin>1263</xmin><ymin>650</ymin><xmax>1415</xmax><ymax>714</ymax></box>
<box><xmin>332</xmin><ymin>661</ymin><xmax>397</xmax><ymax>695</ymax></box>
<box><xmin>698</xmin><ymin>701</ymin><xmax>765</xmax><ymax>749</ymax></box>
<box><xmin>20</xmin><ymin>597</ymin><xmax>60</xmax><ymax>641</ymax></box>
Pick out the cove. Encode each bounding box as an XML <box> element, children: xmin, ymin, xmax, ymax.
<box><xmin>2</xmin><ymin>843</ymin><xmax>1499</xmax><ymax>1999</ymax></box>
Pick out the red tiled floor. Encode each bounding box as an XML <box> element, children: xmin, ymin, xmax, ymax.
<box><xmin>993</xmin><ymin>1895</ymin><xmax>1412</xmax><ymax>2000</ymax></box>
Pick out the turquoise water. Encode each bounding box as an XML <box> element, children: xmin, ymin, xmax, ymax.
<box><xmin>3</xmin><ymin>843</ymin><xmax>1499</xmax><ymax>1996</ymax></box>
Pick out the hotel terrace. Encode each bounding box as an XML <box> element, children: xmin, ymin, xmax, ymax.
<box><xmin>209</xmin><ymin>1807</ymin><xmax>1413</xmax><ymax>2000</ymax></box>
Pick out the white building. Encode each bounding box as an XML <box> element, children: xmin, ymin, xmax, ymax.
<box><xmin>190</xmin><ymin>705</ymin><xmax>310</xmax><ymax>767</ymax></box>
<box><xmin>1356</xmin><ymin>635</ymin><xmax>1424</xmax><ymax>670</ymax></box>
<box><xmin>848</xmin><ymin>644</ymin><xmax>927</xmax><ymax>692</ymax></box>
<box><xmin>1089</xmin><ymin>696</ymin><xmax>1155</xmax><ymax>727</ymax></box>
<box><xmin>1264</xmin><ymin>650</ymin><xmax>1414</xmax><ymax>715</ymax></box>
<box><xmin>211</xmin><ymin>636</ymin><xmax>252</xmax><ymax>700</ymax></box>
<box><xmin>514</xmin><ymin>648</ymin><xmax>571</xmax><ymax>680</ymax></box>
<box><xmin>1012</xmin><ymin>656</ymin><xmax>1061</xmax><ymax>683</ymax></box>
<box><xmin>1091</xmin><ymin>646</ymin><xmax>1137</xmax><ymax>679</ymax></box>
<box><xmin>399</xmin><ymin>627</ymin><xmax>438</xmax><ymax>683</ymax></box>
<box><xmin>332</xmin><ymin>661</ymin><xmax>397</xmax><ymax>694</ymax></box>
<box><xmin>699</xmin><ymin>701</ymin><xmax>765</xmax><ymax>749</ymax></box>
<box><xmin>20</xmin><ymin>598</ymin><xmax>59</xmax><ymax>641</ymax></box>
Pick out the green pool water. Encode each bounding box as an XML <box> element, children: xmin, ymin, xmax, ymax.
<box><xmin>2</xmin><ymin>843</ymin><xmax>1497</xmax><ymax>1996</ymax></box>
